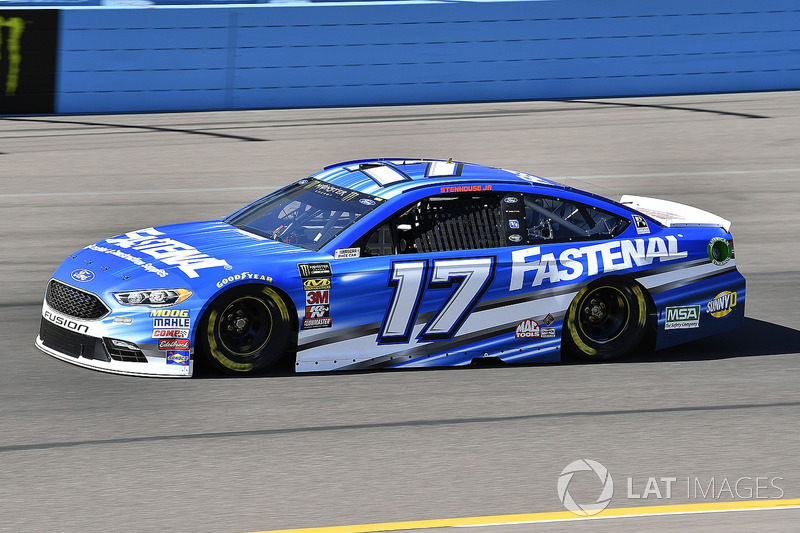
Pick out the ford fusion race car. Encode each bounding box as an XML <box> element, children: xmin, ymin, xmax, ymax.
<box><xmin>36</xmin><ymin>159</ymin><xmax>745</xmax><ymax>377</ymax></box>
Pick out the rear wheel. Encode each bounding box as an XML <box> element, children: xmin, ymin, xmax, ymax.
<box><xmin>564</xmin><ymin>278</ymin><xmax>648</xmax><ymax>361</ymax></box>
<box><xmin>200</xmin><ymin>286</ymin><xmax>291</xmax><ymax>374</ymax></box>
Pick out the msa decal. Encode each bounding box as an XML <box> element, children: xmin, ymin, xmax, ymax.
<box><xmin>216</xmin><ymin>272</ymin><xmax>272</xmax><ymax>288</ymax></box>
<box><xmin>510</xmin><ymin>236</ymin><xmax>687</xmax><ymax>290</ymax></box>
<box><xmin>632</xmin><ymin>215</ymin><xmax>650</xmax><ymax>235</ymax></box>
<box><xmin>158</xmin><ymin>338</ymin><xmax>190</xmax><ymax>350</ymax></box>
<box><xmin>153</xmin><ymin>329</ymin><xmax>189</xmax><ymax>338</ymax></box>
<box><xmin>44</xmin><ymin>310</ymin><xmax>89</xmax><ymax>334</ymax></box>
<box><xmin>665</xmin><ymin>305</ymin><xmax>701</xmax><ymax>329</ymax></box>
<box><xmin>334</xmin><ymin>248</ymin><xmax>360</xmax><ymax>259</ymax></box>
<box><xmin>105</xmin><ymin>228</ymin><xmax>230</xmax><ymax>279</ymax></box>
<box><xmin>303</xmin><ymin>278</ymin><xmax>331</xmax><ymax>290</ymax></box>
<box><xmin>707</xmin><ymin>291</ymin><xmax>737</xmax><ymax>318</ymax></box>
<box><xmin>379</xmin><ymin>257</ymin><xmax>495</xmax><ymax>343</ymax></box>
<box><xmin>166</xmin><ymin>350</ymin><xmax>190</xmax><ymax>366</ymax></box>
<box><xmin>515</xmin><ymin>319</ymin><xmax>540</xmax><ymax>339</ymax></box>
<box><xmin>298</xmin><ymin>262</ymin><xmax>332</xmax><ymax>278</ymax></box>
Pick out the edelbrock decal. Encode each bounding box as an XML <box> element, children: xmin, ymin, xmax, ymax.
<box><xmin>510</xmin><ymin>236</ymin><xmax>687</xmax><ymax>290</ymax></box>
<box><xmin>105</xmin><ymin>228</ymin><xmax>230</xmax><ymax>279</ymax></box>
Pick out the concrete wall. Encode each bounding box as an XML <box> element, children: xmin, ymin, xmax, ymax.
<box><xmin>13</xmin><ymin>0</ymin><xmax>800</xmax><ymax>113</ymax></box>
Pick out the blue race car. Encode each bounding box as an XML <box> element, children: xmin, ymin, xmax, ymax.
<box><xmin>36</xmin><ymin>159</ymin><xmax>745</xmax><ymax>377</ymax></box>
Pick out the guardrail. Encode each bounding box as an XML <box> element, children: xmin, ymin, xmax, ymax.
<box><xmin>1</xmin><ymin>0</ymin><xmax>799</xmax><ymax>114</ymax></box>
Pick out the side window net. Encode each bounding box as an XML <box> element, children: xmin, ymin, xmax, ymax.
<box><xmin>402</xmin><ymin>195</ymin><xmax>503</xmax><ymax>253</ymax></box>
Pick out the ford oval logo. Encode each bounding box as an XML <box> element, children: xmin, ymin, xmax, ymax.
<box><xmin>359</xmin><ymin>198</ymin><xmax>376</xmax><ymax>206</ymax></box>
<box><xmin>70</xmin><ymin>269</ymin><xmax>95</xmax><ymax>282</ymax></box>
<box><xmin>504</xmin><ymin>196</ymin><xmax>519</xmax><ymax>203</ymax></box>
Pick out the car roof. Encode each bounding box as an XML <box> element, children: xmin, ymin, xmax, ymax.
<box><xmin>308</xmin><ymin>158</ymin><xmax>564</xmax><ymax>199</ymax></box>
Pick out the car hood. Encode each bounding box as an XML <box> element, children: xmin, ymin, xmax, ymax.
<box><xmin>56</xmin><ymin>220</ymin><xmax>312</xmax><ymax>290</ymax></box>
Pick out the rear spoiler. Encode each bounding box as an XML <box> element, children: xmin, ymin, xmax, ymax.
<box><xmin>620</xmin><ymin>195</ymin><xmax>731</xmax><ymax>233</ymax></box>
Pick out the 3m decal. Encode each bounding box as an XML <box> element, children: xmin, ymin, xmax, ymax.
<box><xmin>105</xmin><ymin>228</ymin><xmax>230</xmax><ymax>279</ymax></box>
<box><xmin>166</xmin><ymin>350</ymin><xmax>190</xmax><ymax>366</ymax></box>
<box><xmin>707</xmin><ymin>291</ymin><xmax>737</xmax><ymax>318</ymax></box>
<box><xmin>510</xmin><ymin>236</ymin><xmax>687</xmax><ymax>290</ymax></box>
<box><xmin>303</xmin><ymin>278</ymin><xmax>331</xmax><ymax>290</ymax></box>
<box><xmin>305</xmin><ymin>290</ymin><xmax>329</xmax><ymax>305</ymax></box>
<box><xmin>159</xmin><ymin>338</ymin><xmax>190</xmax><ymax>350</ymax></box>
<box><xmin>515</xmin><ymin>319</ymin><xmax>540</xmax><ymax>339</ymax></box>
<box><xmin>298</xmin><ymin>262</ymin><xmax>332</xmax><ymax>278</ymax></box>
<box><xmin>378</xmin><ymin>257</ymin><xmax>495</xmax><ymax>343</ymax></box>
<box><xmin>665</xmin><ymin>305</ymin><xmax>701</xmax><ymax>329</ymax></box>
<box><xmin>632</xmin><ymin>215</ymin><xmax>650</xmax><ymax>235</ymax></box>
<box><xmin>216</xmin><ymin>272</ymin><xmax>272</xmax><ymax>288</ymax></box>
<box><xmin>334</xmin><ymin>248</ymin><xmax>360</xmax><ymax>259</ymax></box>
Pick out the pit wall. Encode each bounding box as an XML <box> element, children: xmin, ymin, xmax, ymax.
<box><xmin>2</xmin><ymin>0</ymin><xmax>799</xmax><ymax>114</ymax></box>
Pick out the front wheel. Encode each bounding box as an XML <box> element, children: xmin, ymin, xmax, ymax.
<box><xmin>563</xmin><ymin>278</ymin><xmax>648</xmax><ymax>361</ymax></box>
<box><xmin>200</xmin><ymin>286</ymin><xmax>291</xmax><ymax>374</ymax></box>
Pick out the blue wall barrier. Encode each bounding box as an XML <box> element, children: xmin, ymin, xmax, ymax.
<box><xmin>8</xmin><ymin>0</ymin><xmax>800</xmax><ymax>113</ymax></box>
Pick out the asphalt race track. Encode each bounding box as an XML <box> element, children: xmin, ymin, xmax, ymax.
<box><xmin>1</xmin><ymin>91</ymin><xmax>799</xmax><ymax>532</ymax></box>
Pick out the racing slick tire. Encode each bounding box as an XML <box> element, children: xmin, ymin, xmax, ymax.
<box><xmin>200</xmin><ymin>286</ymin><xmax>291</xmax><ymax>374</ymax></box>
<box><xmin>564</xmin><ymin>277</ymin><xmax>648</xmax><ymax>361</ymax></box>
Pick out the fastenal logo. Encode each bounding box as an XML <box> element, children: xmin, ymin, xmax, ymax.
<box><xmin>557</xmin><ymin>459</ymin><xmax>614</xmax><ymax>516</ymax></box>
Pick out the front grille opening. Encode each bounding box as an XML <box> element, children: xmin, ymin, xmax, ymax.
<box><xmin>39</xmin><ymin>319</ymin><xmax>110</xmax><ymax>362</ymax></box>
<box><xmin>46</xmin><ymin>280</ymin><xmax>110</xmax><ymax>320</ymax></box>
<box><xmin>103</xmin><ymin>338</ymin><xmax>148</xmax><ymax>363</ymax></box>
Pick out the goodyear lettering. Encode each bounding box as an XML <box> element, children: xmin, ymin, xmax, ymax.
<box><xmin>216</xmin><ymin>272</ymin><xmax>273</xmax><ymax>288</ymax></box>
<box><xmin>303</xmin><ymin>278</ymin><xmax>331</xmax><ymax>290</ymax></box>
<box><xmin>150</xmin><ymin>309</ymin><xmax>189</xmax><ymax>318</ymax></box>
<box><xmin>510</xmin><ymin>236</ymin><xmax>687</xmax><ymax>290</ymax></box>
<box><xmin>707</xmin><ymin>291</ymin><xmax>737</xmax><ymax>318</ymax></box>
<box><xmin>0</xmin><ymin>17</ymin><xmax>24</xmax><ymax>96</ymax></box>
<box><xmin>106</xmin><ymin>228</ymin><xmax>230</xmax><ymax>279</ymax></box>
<box><xmin>44</xmin><ymin>310</ymin><xmax>89</xmax><ymax>334</ymax></box>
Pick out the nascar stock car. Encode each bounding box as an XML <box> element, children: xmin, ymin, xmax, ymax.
<box><xmin>36</xmin><ymin>158</ymin><xmax>745</xmax><ymax>377</ymax></box>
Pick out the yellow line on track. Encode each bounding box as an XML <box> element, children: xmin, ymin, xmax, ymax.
<box><xmin>250</xmin><ymin>498</ymin><xmax>800</xmax><ymax>533</ymax></box>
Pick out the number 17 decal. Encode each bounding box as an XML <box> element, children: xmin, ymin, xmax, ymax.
<box><xmin>378</xmin><ymin>257</ymin><xmax>496</xmax><ymax>344</ymax></box>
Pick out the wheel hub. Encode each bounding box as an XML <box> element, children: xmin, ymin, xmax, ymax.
<box><xmin>585</xmin><ymin>298</ymin><xmax>608</xmax><ymax>322</ymax></box>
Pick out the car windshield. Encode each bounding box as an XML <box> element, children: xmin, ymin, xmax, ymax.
<box><xmin>225</xmin><ymin>178</ymin><xmax>383</xmax><ymax>251</ymax></box>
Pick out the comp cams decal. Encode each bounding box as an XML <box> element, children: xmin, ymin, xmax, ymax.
<box><xmin>510</xmin><ymin>236</ymin><xmax>687</xmax><ymax>290</ymax></box>
<box><xmin>104</xmin><ymin>228</ymin><xmax>231</xmax><ymax>278</ymax></box>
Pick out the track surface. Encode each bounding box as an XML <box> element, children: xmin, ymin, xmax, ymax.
<box><xmin>1</xmin><ymin>92</ymin><xmax>799</xmax><ymax>532</ymax></box>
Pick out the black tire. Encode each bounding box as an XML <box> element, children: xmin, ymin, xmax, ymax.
<box><xmin>564</xmin><ymin>277</ymin><xmax>648</xmax><ymax>361</ymax></box>
<box><xmin>200</xmin><ymin>286</ymin><xmax>291</xmax><ymax>374</ymax></box>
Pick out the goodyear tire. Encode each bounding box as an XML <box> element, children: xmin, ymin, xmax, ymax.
<box><xmin>564</xmin><ymin>278</ymin><xmax>648</xmax><ymax>361</ymax></box>
<box><xmin>200</xmin><ymin>286</ymin><xmax>291</xmax><ymax>374</ymax></box>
